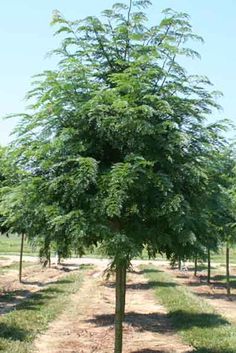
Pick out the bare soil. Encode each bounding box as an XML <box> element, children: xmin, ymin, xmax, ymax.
<box><xmin>5</xmin><ymin>255</ymin><xmax>236</xmax><ymax>352</ymax></box>
<box><xmin>34</xmin><ymin>264</ymin><xmax>192</xmax><ymax>353</ymax></box>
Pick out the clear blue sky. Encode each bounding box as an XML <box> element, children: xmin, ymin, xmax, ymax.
<box><xmin>0</xmin><ymin>0</ymin><xmax>235</xmax><ymax>145</ymax></box>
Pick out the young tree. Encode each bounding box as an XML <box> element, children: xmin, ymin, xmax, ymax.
<box><xmin>7</xmin><ymin>1</ymin><xmax>229</xmax><ymax>352</ymax></box>
<box><xmin>214</xmin><ymin>148</ymin><xmax>236</xmax><ymax>295</ymax></box>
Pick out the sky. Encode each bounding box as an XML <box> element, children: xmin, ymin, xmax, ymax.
<box><xmin>0</xmin><ymin>0</ymin><xmax>235</xmax><ymax>145</ymax></box>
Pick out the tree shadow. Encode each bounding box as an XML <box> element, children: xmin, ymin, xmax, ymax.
<box><xmin>186</xmin><ymin>279</ymin><xmax>210</xmax><ymax>288</ymax></box>
<box><xmin>195</xmin><ymin>292</ymin><xmax>236</xmax><ymax>301</ymax></box>
<box><xmin>59</xmin><ymin>266</ymin><xmax>78</xmax><ymax>273</ymax></box>
<box><xmin>193</xmin><ymin>349</ymin><xmax>236</xmax><ymax>353</ymax></box>
<box><xmin>127</xmin><ymin>281</ymin><xmax>178</xmax><ymax>290</ymax></box>
<box><xmin>0</xmin><ymin>289</ymin><xmax>31</xmax><ymax>302</ymax></box>
<box><xmin>58</xmin><ymin>263</ymin><xmax>94</xmax><ymax>270</ymax></box>
<box><xmin>0</xmin><ymin>322</ymin><xmax>28</xmax><ymax>341</ymax></box>
<box><xmin>57</xmin><ymin>263</ymin><xmax>81</xmax><ymax>267</ymax></box>
<box><xmin>8</xmin><ymin>287</ymin><xmax>63</xmax><ymax>312</ymax></box>
<box><xmin>87</xmin><ymin>310</ymin><xmax>228</xmax><ymax>332</ymax></box>
<box><xmin>169</xmin><ymin>310</ymin><xmax>228</xmax><ymax>330</ymax></box>
<box><xmin>201</xmin><ymin>274</ymin><xmax>236</xmax><ymax>281</ymax></box>
<box><xmin>22</xmin><ymin>277</ymin><xmax>74</xmax><ymax>286</ymax></box>
<box><xmin>86</xmin><ymin>312</ymin><xmax>169</xmax><ymax>333</ymax></box>
<box><xmin>186</xmin><ymin>274</ymin><xmax>236</xmax><ymax>293</ymax></box>
<box><xmin>131</xmin><ymin>350</ymin><xmax>169</xmax><ymax>353</ymax></box>
<box><xmin>21</xmin><ymin>280</ymin><xmax>45</xmax><ymax>287</ymax></box>
<box><xmin>132</xmin><ymin>349</ymin><xmax>236</xmax><ymax>353</ymax></box>
<box><xmin>105</xmin><ymin>281</ymin><xmax>178</xmax><ymax>290</ymax></box>
<box><xmin>188</xmin><ymin>265</ymin><xmax>217</xmax><ymax>272</ymax></box>
<box><xmin>138</xmin><ymin>268</ymin><xmax>162</xmax><ymax>275</ymax></box>
<box><xmin>0</xmin><ymin>275</ymin><xmax>69</xmax><ymax>315</ymax></box>
<box><xmin>176</xmin><ymin>274</ymin><xmax>190</xmax><ymax>279</ymax></box>
<box><xmin>56</xmin><ymin>278</ymin><xmax>74</xmax><ymax>284</ymax></box>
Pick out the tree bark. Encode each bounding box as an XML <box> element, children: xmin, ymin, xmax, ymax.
<box><xmin>48</xmin><ymin>250</ymin><xmax>51</xmax><ymax>268</ymax></box>
<box><xmin>121</xmin><ymin>262</ymin><xmax>127</xmax><ymax>321</ymax></box>
<box><xmin>58</xmin><ymin>252</ymin><xmax>61</xmax><ymax>265</ymax></box>
<box><xmin>114</xmin><ymin>262</ymin><xmax>126</xmax><ymax>353</ymax></box>
<box><xmin>207</xmin><ymin>248</ymin><xmax>211</xmax><ymax>284</ymax></box>
<box><xmin>226</xmin><ymin>243</ymin><xmax>230</xmax><ymax>296</ymax></box>
<box><xmin>178</xmin><ymin>256</ymin><xmax>181</xmax><ymax>271</ymax></box>
<box><xmin>19</xmin><ymin>233</ymin><xmax>24</xmax><ymax>283</ymax></box>
<box><xmin>194</xmin><ymin>256</ymin><xmax>197</xmax><ymax>276</ymax></box>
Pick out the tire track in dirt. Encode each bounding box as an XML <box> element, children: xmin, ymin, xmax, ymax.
<box><xmin>34</xmin><ymin>265</ymin><xmax>192</xmax><ymax>353</ymax></box>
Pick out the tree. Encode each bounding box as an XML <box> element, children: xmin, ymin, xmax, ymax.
<box><xmin>214</xmin><ymin>147</ymin><xmax>236</xmax><ymax>295</ymax></box>
<box><xmin>7</xmin><ymin>1</ymin><xmax>229</xmax><ymax>352</ymax></box>
<box><xmin>0</xmin><ymin>147</ymin><xmax>10</xmax><ymax>235</ymax></box>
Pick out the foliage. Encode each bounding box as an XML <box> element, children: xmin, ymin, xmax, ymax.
<box><xmin>4</xmin><ymin>0</ymin><xmax>230</xmax><ymax>265</ymax></box>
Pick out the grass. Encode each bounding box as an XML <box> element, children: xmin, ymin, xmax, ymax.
<box><xmin>0</xmin><ymin>235</ymin><xmax>37</xmax><ymax>256</ymax></box>
<box><xmin>1</xmin><ymin>234</ymin><xmax>236</xmax><ymax>268</ymax></box>
<box><xmin>211</xmin><ymin>247</ymin><xmax>236</xmax><ymax>264</ymax></box>
<box><xmin>0</xmin><ymin>269</ymin><xmax>86</xmax><ymax>353</ymax></box>
<box><xmin>0</xmin><ymin>261</ymin><xmax>36</xmax><ymax>275</ymax></box>
<box><xmin>142</xmin><ymin>265</ymin><xmax>236</xmax><ymax>353</ymax></box>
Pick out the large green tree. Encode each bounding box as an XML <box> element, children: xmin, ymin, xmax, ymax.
<box><xmin>5</xmin><ymin>1</ymin><xmax>230</xmax><ymax>351</ymax></box>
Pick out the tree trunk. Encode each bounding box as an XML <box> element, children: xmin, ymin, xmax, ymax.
<box><xmin>19</xmin><ymin>233</ymin><xmax>24</xmax><ymax>283</ymax></box>
<box><xmin>194</xmin><ymin>256</ymin><xmax>197</xmax><ymax>276</ymax></box>
<box><xmin>226</xmin><ymin>243</ymin><xmax>230</xmax><ymax>296</ymax></box>
<box><xmin>58</xmin><ymin>252</ymin><xmax>61</xmax><ymax>265</ymax></box>
<box><xmin>121</xmin><ymin>262</ymin><xmax>127</xmax><ymax>321</ymax></box>
<box><xmin>207</xmin><ymin>248</ymin><xmax>211</xmax><ymax>284</ymax></box>
<box><xmin>178</xmin><ymin>256</ymin><xmax>181</xmax><ymax>271</ymax></box>
<box><xmin>114</xmin><ymin>262</ymin><xmax>126</xmax><ymax>353</ymax></box>
<box><xmin>48</xmin><ymin>251</ymin><xmax>51</xmax><ymax>268</ymax></box>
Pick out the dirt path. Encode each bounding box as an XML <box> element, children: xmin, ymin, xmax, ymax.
<box><xmin>163</xmin><ymin>265</ymin><xmax>236</xmax><ymax>325</ymax></box>
<box><xmin>34</xmin><ymin>265</ymin><xmax>192</xmax><ymax>353</ymax></box>
<box><xmin>0</xmin><ymin>256</ymin><xmax>155</xmax><ymax>318</ymax></box>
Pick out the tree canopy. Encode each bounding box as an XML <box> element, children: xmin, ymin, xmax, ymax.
<box><xmin>7</xmin><ymin>0</ymin><xmax>228</xmax><ymax>261</ymax></box>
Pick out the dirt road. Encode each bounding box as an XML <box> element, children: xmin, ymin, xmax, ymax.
<box><xmin>34</xmin><ymin>264</ymin><xmax>192</xmax><ymax>353</ymax></box>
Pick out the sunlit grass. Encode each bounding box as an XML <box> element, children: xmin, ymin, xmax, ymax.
<box><xmin>143</xmin><ymin>265</ymin><xmax>236</xmax><ymax>353</ymax></box>
<box><xmin>0</xmin><ymin>270</ymin><xmax>86</xmax><ymax>353</ymax></box>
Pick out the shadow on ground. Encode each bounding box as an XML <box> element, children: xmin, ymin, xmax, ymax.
<box><xmin>0</xmin><ymin>322</ymin><xmax>28</xmax><ymax>341</ymax></box>
<box><xmin>0</xmin><ymin>289</ymin><xmax>31</xmax><ymax>302</ymax></box>
<box><xmin>193</xmin><ymin>349</ymin><xmax>236</xmax><ymax>353</ymax></box>
<box><xmin>131</xmin><ymin>350</ymin><xmax>171</xmax><ymax>353</ymax></box>
<box><xmin>169</xmin><ymin>309</ymin><xmax>228</xmax><ymax>330</ymax></box>
<box><xmin>16</xmin><ymin>287</ymin><xmax>63</xmax><ymax>311</ymax></box>
<box><xmin>105</xmin><ymin>281</ymin><xmax>178</xmax><ymax>290</ymax></box>
<box><xmin>195</xmin><ymin>292</ymin><xmax>236</xmax><ymax>301</ymax></box>
<box><xmin>21</xmin><ymin>277</ymin><xmax>74</xmax><ymax>287</ymax></box>
<box><xmin>132</xmin><ymin>349</ymin><xmax>236</xmax><ymax>353</ymax></box>
<box><xmin>0</xmin><ymin>284</ymin><xmax>65</xmax><ymax>314</ymax></box>
<box><xmin>87</xmin><ymin>309</ymin><xmax>228</xmax><ymax>333</ymax></box>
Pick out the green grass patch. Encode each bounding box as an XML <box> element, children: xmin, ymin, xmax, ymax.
<box><xmin>211</xmin><ymin>247</ymin><xmax>236</xmax><ymax>264</ymax></box>
<box><xmin>0</xmin><ymin>235</ymin><xmax>37</xmax><ymax>256</ymax></box>
<box><xmin>0</xmin><ymin>270</ymin><xmax>86</xmax><ymax>353</ymax></box>
<box><xmin>142</xmin><ymin>266</ymin><xmax>236</xmax><ymax>353</ymax></box>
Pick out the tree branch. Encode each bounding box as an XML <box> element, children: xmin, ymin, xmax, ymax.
<box><xmin>124</xmin><ymin>0</ymin><xmax>132</xmax><ymax>61</ymax></box>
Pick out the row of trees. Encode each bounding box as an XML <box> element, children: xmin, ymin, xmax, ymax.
<box><xmin>1</xmin><ymin>1</ymin><xmax>236</xmax><ymax>352</ymax></box>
